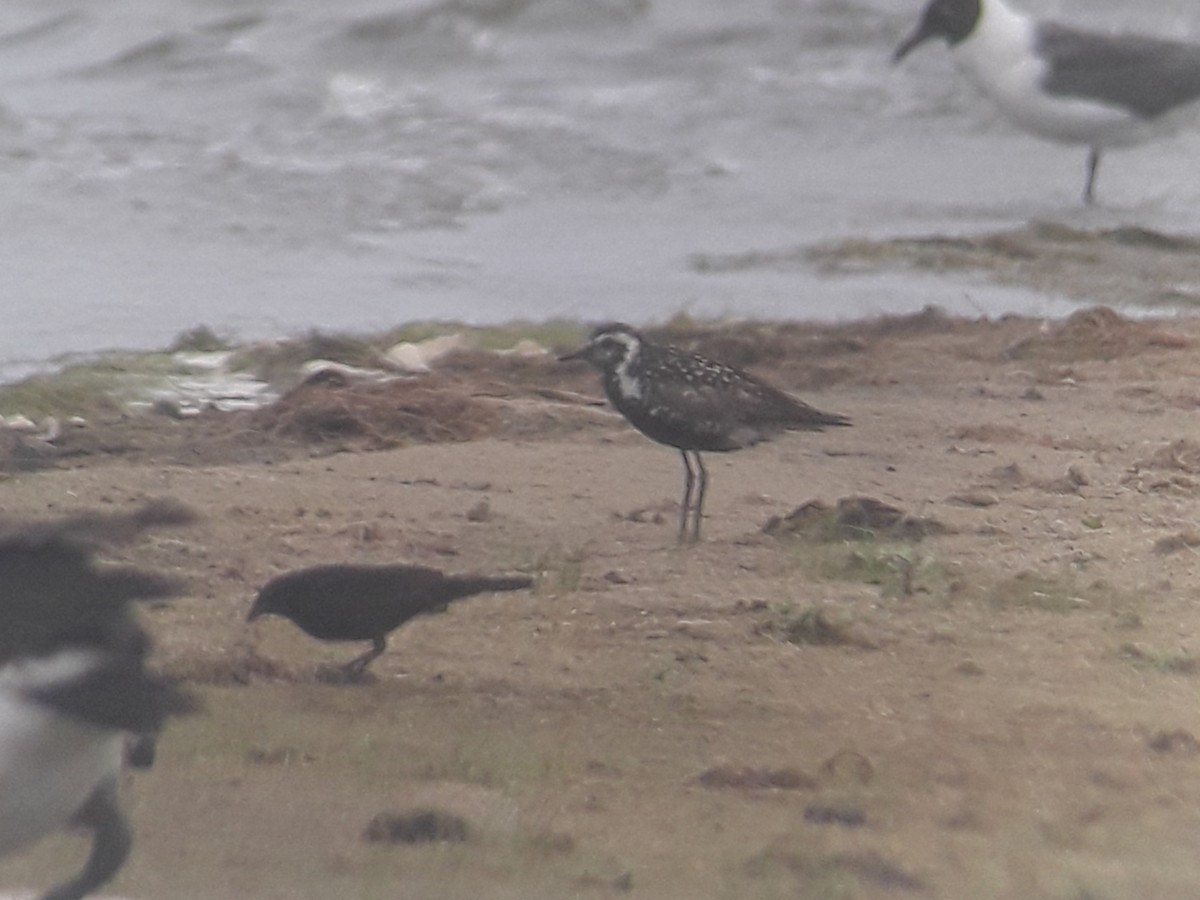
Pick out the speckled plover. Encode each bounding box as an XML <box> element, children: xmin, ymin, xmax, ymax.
<box><xmin>560</xmin><ymin>323</ymin><xmax>850</xmax><ymax>542</ymax></box>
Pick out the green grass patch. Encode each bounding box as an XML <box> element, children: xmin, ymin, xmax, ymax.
<box><xmin>0</xmin><ymin>318</ymin><xmax>596</xmax><ymax>419</ymax></box>
<box><xmin>169</xmin><ymin>324</ymin><xmax>233</xmax><ymax>352</ymax></box>
<box><xmin>740</xmin><ymin>846</ymin><xmax>925</xmax><ymax>900</ymax></box>
<box><xmin>782</xmin><ymin>534</ymin><xmax>1138</xmax><ymax>619</ymax></box>
<box><xmin>788</xmin><ymin>540</ymin><xmax>950</xmax><ymax>601</ymax></box>
<box><xmin>982</xmin><ymin>571</ymin><xmax>1122</xmax><ymax>614</ymax></box>
<box><xmin>517</xmin><ymin>545</ymin><xmax>587</xmax><ymax>594</ymax></box>
<box><xmin>0</xmin><ymin>352</ymin><xmax>181</xmax><ymax>419</ymax></box>
<box><xmin>1118</xmin><ymin>643</ymin><xmax>1200</xmax><ymax>675</ymax></box>
<box><xmin>227</xmin><ymin>331</ymin><xmax>382</xmax><ymax>384</ymax></box>
<box><xmin>760</xmin><ymin>602</ymin><xmax>864</xmax><ymax>648</ymax></box>
<box><xmin>375</xmin><ymin>320</ymin><xmax>587</xmax><ymax>353</ymax></box>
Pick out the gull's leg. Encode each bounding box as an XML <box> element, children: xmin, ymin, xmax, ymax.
<box><xmin>1083</xmin><ymin>147</ymin><xmax>1101</xmax><ymax>205</ymax></box>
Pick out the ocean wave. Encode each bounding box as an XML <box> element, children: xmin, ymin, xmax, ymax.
<box><xmin>322</xmin><ymin>0</ymin><xmax>648</xmax><ymax>67</ymax></box>
<box><xmin>74</xmin><ymin>16</ymin><xmax>271</xmax><ymax>81</ymax></box>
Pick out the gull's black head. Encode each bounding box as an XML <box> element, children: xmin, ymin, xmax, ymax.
<box><xmin>558</xmin><ymin>323</ymin><xmax>644</xmax><ymax>373</ymax></box>
<box><xmin>0</xmin><ymin>534</ymin><xmax>184</xmax><ymax>664</ymax></box>
<box><xmin>894</xmin><ymin>0</ymin><xmax>982</xmax><ymax>63</ymax></box>
<box><xmin>0</xmin><ymin>517</ymin><xmax>198</xmax><ymax>732</ymax></box>
<box><xmin>0</xmin><ymin>499</ymin><xmax>195</xmax><ymax>657</ymax></box>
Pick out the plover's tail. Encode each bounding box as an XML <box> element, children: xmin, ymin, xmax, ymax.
<box><xmin>783</xmin><ymin>398</ymin><xmax>851</xmax><ymax>431</ymax></box>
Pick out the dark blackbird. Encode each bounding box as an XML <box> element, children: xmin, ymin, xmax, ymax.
<box><xmin>560</xmin><ymin>323</ymin><xmax>851</xmax><ymax>541</ymax></box>
<box><xmin>247</xmin><ymin>563</ymin><xmax>535</xmax><ymax>678</ymax></box>
<box><xmin>0</xmin><ymin>502</ymin><xmax>196</xmax><ymax>900</ymax></box>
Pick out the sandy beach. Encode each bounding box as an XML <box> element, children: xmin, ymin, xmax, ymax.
<box><xmin>5</xmin><ymin>308</ymin><xmax>1200</xmax><ymax>899</ymax></box>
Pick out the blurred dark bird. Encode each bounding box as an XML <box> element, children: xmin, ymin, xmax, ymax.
<box><xmin>0</xmin><ymin>503</ymin><xmax>195</xmax><ymax>900</ymax></box>
<box><xmin>247</xmin><ymin>563</ymin><xmax>535</xmax><ymax>680</ymax></box>
<box><xmin>559</xmin><ymin>323</ymin><xmax>850</xmax><ymax>541</ymax></box>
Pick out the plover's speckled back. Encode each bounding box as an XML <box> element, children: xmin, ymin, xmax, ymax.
<box><xmin>894</xmin><ymin>0</ymin><xmax>1200</xmax><ymax>203</ymax></box>
<box><xmin>560</xmin><ymin>323</ymin><xmax>850</xmax><ymax>542</ymax></box>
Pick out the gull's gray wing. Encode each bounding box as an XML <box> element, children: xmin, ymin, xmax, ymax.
<box><xmin>1038</xmin><ymin>23</ymin><xmax>1200</xmax><ymax>118</ymax></box>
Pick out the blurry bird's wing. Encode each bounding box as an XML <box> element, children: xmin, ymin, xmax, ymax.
<box><xmin>23</xmin><ymin>658</ymin><xmax>195</xmax><ymax>733</ymax></box>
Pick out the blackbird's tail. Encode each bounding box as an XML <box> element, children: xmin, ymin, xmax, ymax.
<box><xmin>437</xmin><ymin>574</ymin><xmax>534</xmax><ymax>605</ymax></box>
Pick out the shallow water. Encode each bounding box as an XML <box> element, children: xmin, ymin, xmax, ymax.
<box><xmin>3</xmin><ymin>0</ymin><xmax>1200</xmax><ymax>380</ymax></box>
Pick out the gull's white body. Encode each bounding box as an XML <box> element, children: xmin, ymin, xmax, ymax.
<box><xmin>0</xmin><ymin>652</ymin><xmax>122</xmax><ymax>858</ymax></box>
<box><xmin>953</xmin><ymin>0</ymin><xmax>1188</xmax><ymax>147</ymax></box>
<box><xmin>896</xmin><ymin>0</ymin><xmax>1200</xmax><ymax>200</ymax></box>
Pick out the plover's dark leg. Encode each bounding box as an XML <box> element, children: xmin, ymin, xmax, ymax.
<box><xmin>1084</xmin><ymin>147</ymin><xmax>1101</xmax><ymax>205</ymax></box>
<box><xmin>690</xmin><ymin>452</ymin><xmax>708</xmax><ymax>542</ymax></box>
<box><xmin>678</xmin><ymin>449</ymin><xmax>697</xmax><ymax>542</ymax></box>
<box><xmin>342</xmin><ymin>635</ymin><xmax>387</xmax><ymax>679</ymax></box>
<box><xmin>41</xmin><ymin>779</ymin><xmax>131</xmax><ymax>900</ymax></box>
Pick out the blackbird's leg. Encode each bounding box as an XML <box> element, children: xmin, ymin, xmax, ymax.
<box><xmin>341</xmin><ymin>635</ymin><xmax>387</xmax><ymax>680</ymax></box>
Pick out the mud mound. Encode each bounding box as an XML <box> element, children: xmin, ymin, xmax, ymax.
<box><xmin>811</xmin><ymin>222</ymin><xmax>1200</xmax><ymax>309</ymax></box>
<box><xmin>763</xmin><ymin>496</ymin><xmax>946</xmax><ymax>541</ymax></box>
<box><xmin>694</xmin><ymin>765</ymin><xmax>816</xmax><ymax>791</ymax></box>
<box><xmin>1003</xmin><ymin>306</ymin><xmax>1187</xmax><ymax>362</ymax></box>
<box><xmin>251</xmin><ymin>373</ymin><xmax>498</xmax><ymax>450</ymax></box>
<box><xmin>1134</xmin><ymin>439</ymin><xmax>1200</xmax><ymax>474</ymax></box>
<box><xmin>363</xmin><ymin>808</ymin><xmax>472</xmax><ymax>844</ymax></box>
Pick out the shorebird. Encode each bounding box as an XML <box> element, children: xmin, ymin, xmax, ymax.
<box><xmin>559</xmin><ymin>323</ymin><xmax>850</xmax><ymax>542</ymax></box>
<box><xmin>893</xmin><ymin>0</ymin><xmax>1200</xmax><ymax>203</ymax></box>
<box><xmin>0</xmin><ymin>506</ymin><xmax>195</xmax><ymax>900</ymax></box>
<box><xmin>247</xmin><ymin>563</ymin><xmax>534</xmax><ymax>680</ymax></box>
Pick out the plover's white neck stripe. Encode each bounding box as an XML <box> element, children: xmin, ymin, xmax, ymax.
<box><xmin>609</xmin><ymin>333</ymin><xmax>643</xmax><ymax>400</ymax></box>
<box><xmin>614</xmin><ymin>358</ymin><xmax>643</xmax><ymax>400</ymax></box>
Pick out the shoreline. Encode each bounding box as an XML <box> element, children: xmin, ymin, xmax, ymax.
<box><xmin>13</xmin><ymin>215</ymin><xmax>1200</xmax><ymax>395</ymax></box>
